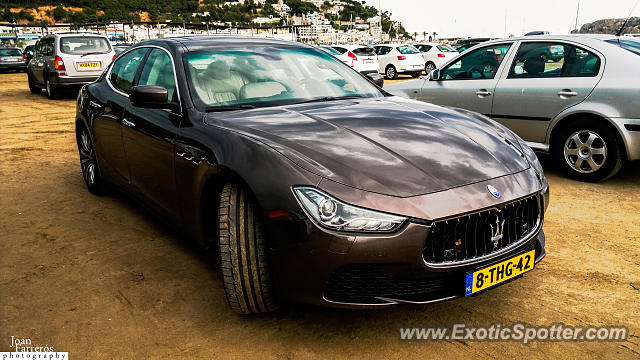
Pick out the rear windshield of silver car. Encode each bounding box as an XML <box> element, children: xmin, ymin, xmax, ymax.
<box><xmin>608</xmin><ymin>39</ymin><xmax>640</xmax><ymax>56</ymax></box>
<box><xmin>0</xmin><ymin>49</ymin><xmax>22</xmax><ymax>56</ymax></box>
<box><xmin>59</xmin><ymin>37</ymin><xmax>111</xmax><ymax>55</ymax></box>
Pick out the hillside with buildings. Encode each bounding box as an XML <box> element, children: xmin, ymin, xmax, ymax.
<box><xmin>0</xmin><ymin>0</ymin><xmax>411</xmax><ymax>44</ymax></box>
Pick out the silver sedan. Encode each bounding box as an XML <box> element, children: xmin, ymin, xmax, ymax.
<box><xmin>387</xmin><ymin>35</ymin><xmax>640</xmax><ymax>182</ymax></box>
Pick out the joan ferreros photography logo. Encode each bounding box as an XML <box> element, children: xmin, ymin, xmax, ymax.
<box><xmin>1</xmin><ymin>336</ymin><xmax>67</xmax><ymax>359</ymax></box>
<box><xmin>399</xmin><ymin>323</ymin><xmax>629</xmax><ymax>344</ymax></box>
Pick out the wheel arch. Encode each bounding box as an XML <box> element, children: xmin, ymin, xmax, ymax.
<box><xmin>548</xmin><ymin>112</ymin><xmax>628</xmax><ymax>161</ymax></box>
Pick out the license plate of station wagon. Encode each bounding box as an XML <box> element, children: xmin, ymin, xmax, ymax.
<box><xmin>465</xmin><ymin>249</ymin><xmax>535</xmax><ymax>295</ymax></box>
<box><xmin>78</xmin><ymin>62</ymin><xmax>100</xmax><ymax>69</ymax></box>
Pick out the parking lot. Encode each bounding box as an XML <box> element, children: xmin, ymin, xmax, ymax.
<box><xmin>0</xmin><ymin>71</ymin><xmax>639</xmax><ymax>358</ymax></box>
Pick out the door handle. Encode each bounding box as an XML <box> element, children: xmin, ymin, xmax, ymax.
<box><xmin>122</xmin><ymin>118</ymin><xmax>136</xmax><ymax>127</ymax></box>
<box><xmin>557</xmin><ymin>90</ymin><xmax>578</xmax><ymax>98</ymax></box>
<box><xmin>476</xmin><ymin>89</ymin><xmax>492</xmax><ymax>97</ymax></box>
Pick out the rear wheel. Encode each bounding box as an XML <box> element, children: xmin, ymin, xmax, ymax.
<box><xmin>45</xmin><ymin>74</ymin><xmax>59</xmax><ymax>99</ymax></box>
<box><xmin>385</xmin><ymin>65</ymin><xmax>397</xmax><ymax>80</ymax></box>
<box><xmin>76</xmin><ymin>124</ymin><xmax>105</xmax><ymax>194</ymax></box>
<box><xmin>553</xmin><ymin>119</ymin><xmax>624</xmax><ymax>182</ymax></box>
<box><xmin>218</xmin><ymin>183</ymin><xmax>277</xmax><ymax>314</ymax></box>
<box><xmin>27</xmin><ymin>71</ymin><xmax>40</xmax><ymax>94</ymax></box>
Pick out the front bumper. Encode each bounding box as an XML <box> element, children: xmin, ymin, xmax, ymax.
<box><xmin>49</xmin><ymin>73</ymin><xmax>99</xmax><ymax>87</ymax></box>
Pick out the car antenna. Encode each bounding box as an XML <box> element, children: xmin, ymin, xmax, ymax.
<box><xmin>616</xmin><ymin>0</ymin><xmax>639</xmax><ymax>36</ymax></box>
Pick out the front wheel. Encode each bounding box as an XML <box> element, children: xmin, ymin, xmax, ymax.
<box><xmin>218</xmin><ymin>183</ymin><xmax>277</xmax><ymax>314</ymax></box>
<box><xmin>553</xmin><ymin>120</ymin><xmax>624</xmax><ymax>182</ymax></box>
<box><xmin>410</xmin><ymin>71</ymin><xmax>421</xmax><ymax>78</ymax></box>
<box><xmin>385</xmin><ymin>65</ymin><xmax>397</xmax><ymax>80</ymax></box>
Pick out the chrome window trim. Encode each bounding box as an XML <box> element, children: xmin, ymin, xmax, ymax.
<box><xmin>105</xmin><ymin>45</ymin><xmax>182</xmax><ymax>112</ymax></box>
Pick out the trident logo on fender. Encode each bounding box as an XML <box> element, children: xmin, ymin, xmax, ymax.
<box><xmin>489</xmin><ymin>215</ymin><xmax>505</xmax><ymax>249</ymax></box>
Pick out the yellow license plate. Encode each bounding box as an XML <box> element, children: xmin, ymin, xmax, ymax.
<box><xmin>78</xmin><ymin>62</ymin><xmax>100</xmax><ymax>68</ymax></box>
<box><xmin>465</xmin><ymin>249</ymin><xmax>535</xmax><ymax>295</ymax></box>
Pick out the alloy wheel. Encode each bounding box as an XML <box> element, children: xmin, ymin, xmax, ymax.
<box><xmin>79</xmin><ymin>130</ymin><xmax>96</xmax><ymax>186</ymax></box>
<box><xmin>563</xmin><ymin>130</ymin><xmax>607</xmax><ymax>174</ymax></box>
<box><xmin>425</xmin><ymin>63</ymin><xmax>435</xmax><ymax>73</ymax></box>
<box><xmin>386</xmin><ymin>66</ymin><xmax>396</xmax><ymax>79</ymax></box>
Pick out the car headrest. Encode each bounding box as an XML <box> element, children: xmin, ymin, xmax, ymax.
<box><xmin>205</xmin><ymin>61</ymin><xmax>231</xmax><ymax>80</ymax></box>
<box><xmin>239</xmin><ymin>82</ymin><xmax>286</xmax><ymax>100</ymax></box>
<box><xmin>523</xmin><ymin>56</ymin><xmax>545</xmax><ymax>75</ymax></box>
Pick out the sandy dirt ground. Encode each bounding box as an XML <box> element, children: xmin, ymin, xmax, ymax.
<box><xmin>1</xmin><ymin>72</ymin><xmax>639</xmax><ymax>359</ymax></box>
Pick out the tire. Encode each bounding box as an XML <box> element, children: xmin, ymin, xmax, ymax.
<box><xmin>553</xmin><ymin>119</ymin><xmax>624</xmax><ymax>182</ymax></box>
<box><xmin>385</xmin><ymin>65</ymin><xmax>397</xmax><ymax>80</ymax></box>
<box><xmin>76</xmin><ymin>124</ymin><xmax>106</xmax><ymax>195</ymax></box>
<box><xmin>410</xmin><ymin>71</ymin><xmax>421</xmax><ymax>78</ymax></box>
<box><xmin>218</xmin><ymin>183</ymin><xmax>277</xmax><ymax>314</ymax></box>
<box><xmin>45</xmin><ymin>74</ymin><xmax>59</xmax><ymax>99</ymax></box>
<box><xmin>27</xmin><ymin>71</ymin><xmax>40</xmax><ymax>94</ymax></box>
<box><xmin>425</xmin><ymin>62</ymin><xmax>436</xmax><ymax>74</ymax></box>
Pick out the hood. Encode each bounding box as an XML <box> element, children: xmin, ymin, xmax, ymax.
<box><xmin>204</xmin><ymin>97</ymin><xmax>530</xmax><ymax>197</ymax></box>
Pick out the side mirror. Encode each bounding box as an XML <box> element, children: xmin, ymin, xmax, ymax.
<box><xmin>129</xmin><ymin>85</ymin><xmax>170</xmax><ymax>109</ymax></box>
<box><xmin>429</xmin><ymin>69</ymin><xmax>441</xmax><ymax>81</ymax></box>
<box><xmin>365</xmin><ymin>72</ymin><xmax>384</xmax><ymax>88</ymax></box>
<box><xmin>27</xmin><ymin>50</ymin><xmax>34</xmax><ymax>56</ymax></box>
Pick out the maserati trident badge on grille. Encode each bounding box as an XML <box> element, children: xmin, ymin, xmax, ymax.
<box><xmin>487</xmin><ymin>185</ymin><xmax>501</xmax><ymax>198</ymax></box>
<box><xmin>489</xmin><ymin>216</ymin><xmax>505</xmax><ymax>249</ymax></box>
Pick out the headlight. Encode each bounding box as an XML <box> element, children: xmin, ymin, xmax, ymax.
<box><xmin>293</xmin><ymin>187</ymin><xmax>406</xmax><ymax>233</ymax></box>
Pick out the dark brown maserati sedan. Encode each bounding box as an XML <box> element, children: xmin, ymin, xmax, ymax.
<box><xmin>75</xmin><ymin>37</ymin><xmax>549</xmax><ymax>314</ymax></box>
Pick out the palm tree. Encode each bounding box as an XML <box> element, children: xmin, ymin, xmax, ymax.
<box><xmin>432</xmin><ymin>31</ymin><xmax>438</xmax><ymax>41</ymax></box>
<box><xmin>422</xmin><ymin>31</ymin><xmax>427</xmax><ymax>41</ymax></box>
<box><xmin>412</xmin><ymin>31</ymin><xmax>418</xmax><ymax>40</ymax></box>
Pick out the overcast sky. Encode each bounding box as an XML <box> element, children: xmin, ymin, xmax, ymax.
<box><xmin>371</xmin><ymin>0</ymin><xmax>640</xmax><ymax>38</ymax></box>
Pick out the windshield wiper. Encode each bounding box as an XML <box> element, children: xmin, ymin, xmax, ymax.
<box><xmin>295</xmin><ymin>94</ymin><xmax>367</xmax><ymax>105</ymax></box>
<box><xmin>205</xmin><ymin>104</ymin><xmax>256</xmax><ymax>112</ymax></box>
<box><xmin>81</xmin><ymin>52</ymin><xmax>105</xmax><ymax>57</ymax></box>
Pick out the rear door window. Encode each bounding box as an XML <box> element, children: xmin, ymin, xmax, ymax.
<box><xmin>508</xmin><ymin>42</ymin><xmax>600</xmax><ymax>78</ymax></box>
<box><xmin>109</xmin><ymin>48</ymin><xmax>149</xmax><ymax>94</ymax></box>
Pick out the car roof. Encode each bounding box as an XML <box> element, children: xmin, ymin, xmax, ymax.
<box><xmin>156</xmin><ymin>36</ymin><xmax>309</xmax><ymax>51</ymax></box>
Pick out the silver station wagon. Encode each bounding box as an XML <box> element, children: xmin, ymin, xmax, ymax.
<box><xmin>388</xmin><ymin>35</ymin><xmax>640</xmax><ymax>182</ymax></box>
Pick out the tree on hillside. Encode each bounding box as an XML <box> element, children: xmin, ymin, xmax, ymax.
<box><xmin>53</xmin><ymin>5</ymin><xmax>66</xmax><ymax>21</ymax></box>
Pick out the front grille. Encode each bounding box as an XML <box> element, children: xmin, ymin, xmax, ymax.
<box><xmin>423</xmin><ymin>195</ymin><xmax>541</xmax><ymax>264</ymax></box>
<box><xmin>324</xmin><ymin>264</ymin><xmax>457</xmax><ymax>304</ymax></box>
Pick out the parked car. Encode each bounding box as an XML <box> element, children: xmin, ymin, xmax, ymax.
<box><xmin>23</xmin><ymin>44</ymin><xmax>36</xmax><ymax>64</ymax></box>
<box><xmin>0</xmin><ymin>48</ymin><xmax>27</xmax><ymax>72</ymax></box>
<box><xmin>372</xmin><ymin>44</ymin><xmax>425</xmax><ymax>79</ymax></box>
<box><xmin>113</xmin><ymin>43</ymin><xmax>133</xmax><ymax>56</ymax></box>
<box><xmin>76</xmin><ymin>36</ymin><xmax>548</xmax><ymax>314</ymax></box>
<box><xmin>414</xmin><ymin>42</ymin><xmax>459</xmax><ymax>73</ymax></box>
<box><xmin>329</xmin><ymin>44</ymin><xmax>379</xmax><ymax>75</ymax></box>
<box><xmin>525</xmin><ymin>31</ymin><xmax>550</xmax><ymax>36</ymax></box>
<box><xmin>387</xmin><ymin>35</ymin><xmax>640</xmax><ymax>182</ymax></box>
<box><xmin>453</xmin><ymin>37</ymin><xmax>496</xmax><ymax>53</ymax></box>
<box><xmin>319</xmin><ymin>45</ymin><xmax>383</xmax><ymax>87</ymax></box>
<box><xmin>27</xmin><ymin>32</ymin><xmax>116</xmax><ymax>99</ymax></box>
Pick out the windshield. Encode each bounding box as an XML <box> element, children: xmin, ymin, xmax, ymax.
<box><xmin>59</xmin><ymin>37</ymin><xmax>111</xmax><ymax>55</ymax></box>
<box><xmin>397</xmin><ymin>45</ymin><xmax>420</xmax><ymax>54</ymax></box>
<box><xmin>185</xmin><ymin>46</ymin><xmax>383</xmax><ymax>111</ymax></box>
<box><xmin>0</xmin><ymin>49</ymin><xmax>22</xmax><ymax>56</ymax></box>
<box><xmin>437</xmin><ymin>45</ymin><xmax>457</xmax><ymax>52</ymax></box>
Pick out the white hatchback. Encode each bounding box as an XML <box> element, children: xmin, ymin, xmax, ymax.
<box><xmin>330</xmin><ymin>45</ymin><xmax>379</xmax><ymax>75</ymax></box>
<box><xmin>372</xmin><ymin>44</ymin><xmax>425</xmax><ymax>79</ymax></box>
<box><xmin>414</xmin><ymin>43</ymin><xmax>459</xmax><ymax>73</ymax></box>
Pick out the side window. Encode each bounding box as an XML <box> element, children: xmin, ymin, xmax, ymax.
<box><xmin>378</xmin><ymin>46</ymin><xmax>392</xmax><ymax>55</ymax></box>
<box><xmin>109</xmin><ymin>48</ymin><xmax>149</xmax><ymax>94</ymax></box>
<box><xmin>508</xmin><ymin>42</ymin><xmax>600</xmax><ymax>78</ymax></box>
<box><xmin>441</xmin><ymin>43</ymin><xmax>512</xmax><ymax>80</ymax></box>
<box><xmin>509</xmin><ymin>42</ymin><xmax>566</xmax><ymax>78</ymax></box>
<box><xmin>137</xmin><ymin>49</ymin><xmax>177</xmax><ymax>102</ymax></box>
